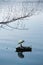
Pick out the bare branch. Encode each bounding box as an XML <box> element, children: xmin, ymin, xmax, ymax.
<box><xmin>0</xmin><ymin>8</ymin><xmax>35</xmax><ymax>25</ymax></box>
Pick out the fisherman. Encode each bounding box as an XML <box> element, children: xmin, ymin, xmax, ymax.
<box><xmin>18</xmin><ymin>40</ymin><xmax>24</xmax><ymax>48</ymax></box>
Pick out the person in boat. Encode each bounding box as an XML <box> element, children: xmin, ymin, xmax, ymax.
<box><xmin>18</xmin><ymin>40</ymin><xmax>24</xmax><ymax>48</ymax></box>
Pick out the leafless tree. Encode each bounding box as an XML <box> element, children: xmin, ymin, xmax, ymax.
<box><xmin>0</xmin><ymin>0</ymin><xmax>43</xmax><ymax>30</ymax></box>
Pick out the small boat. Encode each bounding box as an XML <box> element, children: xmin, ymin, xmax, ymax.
<box><xmin>16</xmin><ymin>46</ymin><xmax>32</xmax><ymax>52</ymax></box>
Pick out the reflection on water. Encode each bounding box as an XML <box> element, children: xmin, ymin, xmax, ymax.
<box><xmin>17</xmin><ymin>50</ymin><xmax>32</xmax><ymax>59</ymax></box>
<box><xmin>17</xmin><ymin>52</ymin><xmax>24</xmax><ymax>58</ymax></box>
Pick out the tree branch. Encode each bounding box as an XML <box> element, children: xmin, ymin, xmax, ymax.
<box><xmin>0</xmin><ymin>8</ymin><xmax>35</xmax><ymax>24</ymax></box>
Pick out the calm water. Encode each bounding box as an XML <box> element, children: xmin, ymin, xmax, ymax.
<box><xmin>0</xmin><ymin>0</ymin><xmax>43</xmax><ymax>65</ymax></box>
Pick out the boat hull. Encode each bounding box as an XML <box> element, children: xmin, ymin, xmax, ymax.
<box><xmin>16</xmin><ymin>46</ymin><xmax>32</xmax><ymax>52</ymax></box>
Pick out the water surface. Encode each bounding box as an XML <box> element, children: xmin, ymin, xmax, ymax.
<box><xmin>0</xmin><ymin>0</ymin><xmax>43</xmax><ymax>65</ymax></box>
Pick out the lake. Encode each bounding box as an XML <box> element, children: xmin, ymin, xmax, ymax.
<box><xmin>0</xmin><ymin>0</ymin><xmax>43</xmax><ymax>65</ymax></box>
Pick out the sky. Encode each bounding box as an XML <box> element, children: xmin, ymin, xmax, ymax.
<box><xmin>0</xmin><ymin>0</ymin><xmax>43</xmax><ymax>40</ymax></box>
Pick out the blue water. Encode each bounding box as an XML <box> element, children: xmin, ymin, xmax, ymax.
<box><xmin>0</xmin><ymin>0</ymin><xmax>43</xmax><ymax>65</ymax></box>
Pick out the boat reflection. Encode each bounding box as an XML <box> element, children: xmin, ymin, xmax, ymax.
<box><xmin>16</xmin><ymin>50</ymin><xmax>32</xmax><ymax>59</ymax></box>
<box><xmin>17</xmin><ymin>52</ymin><xmax>24</xmax><ymax>58</ymax></box>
